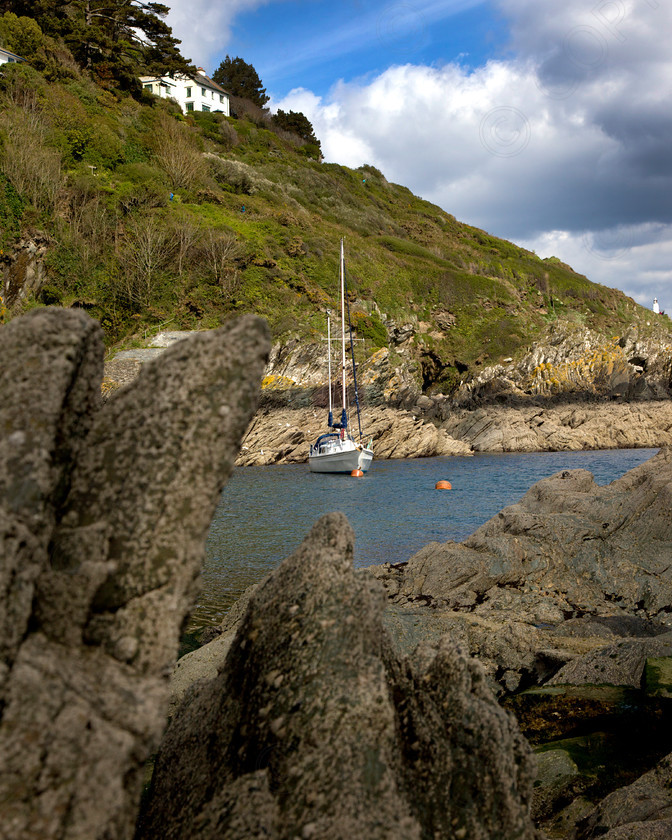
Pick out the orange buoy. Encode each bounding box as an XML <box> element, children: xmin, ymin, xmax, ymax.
<box><xmin>351</xmin><ymin>469</ymin><xmax>364</xmax><ymax>477</ymax></box>
<box><xmin>435</xmin><ymin>480</ymin><xmax>452</xmax><ymax>490</ymax></box>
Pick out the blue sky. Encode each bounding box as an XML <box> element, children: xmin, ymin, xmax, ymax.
<box><xmin>166</xmin><ymin>0</ymin><xmax>672</xmax><ymax>309</ymax></box>
<box><xmin>221</xmin><ymin>0</ymin><xmax>510</xmax><ymax>100</ymax></box>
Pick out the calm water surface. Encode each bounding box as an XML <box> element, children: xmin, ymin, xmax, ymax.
<box><xmin>192</xmin><ymin>448</ymin><xmax>659</xmax><ymax>630</ymax></box>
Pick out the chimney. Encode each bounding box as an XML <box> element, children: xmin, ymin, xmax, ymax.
<box><xmin>197</xmin><ymin>67</ymin><xmax>207</xmax><ymax>76</ymax></box>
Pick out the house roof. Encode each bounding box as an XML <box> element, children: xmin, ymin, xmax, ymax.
<box><xmin>140</xmin><ymin>75</ymin><xmax>177</xmax><ymax>88</ymax></box>
<box><xmin>139</xmin><ymin>70</ymin><xmax>230</xmax><ymax>97</ymax></box>
<box><xmin>0</xmin><ymin>47</ymin><xmax>25</xmax><ymax>61</ymax></box>
<box><xmin>192</xmin><ymin>70</ymin><xmax>229</xmax><ymax>97</ymax></box>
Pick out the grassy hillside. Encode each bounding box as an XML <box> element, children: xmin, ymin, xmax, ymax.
<box><xmin>1</xmin><ymin>60</ymin><xmax>668</xmax><ymax>396</ymax></box>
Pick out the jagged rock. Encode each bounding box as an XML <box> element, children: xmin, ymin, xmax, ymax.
<box><xmin>576</xmin><ymin>752</ymin><xmax>672</xmax><ymax>839</ymax></box>
<box><xmin>138</xmin><ymin>513</ymin><xmax>540</xmax><ymax>840</ymax></box>
<box><xmin>382</xmin><ymin>448</ymin><xmax>672</xmax><ymax>623</ymax></box>
<box><xmin>1</xmin><ymin>234</ymin><xmax>52</xmax><ymax>308</ymax></box>
<box><xmin>0</xmin><ymin>309</ymin><xmax>103</xmax><ymax>697</ymax></box>
<box><xmin>449</xmin><ymin>324</ymin><xmax>672</xmax><ymax>406</ymax></box>
<box><xmin>169</xmin><ymin>630</ymin><xmax>236</xmax><ymax>717</ymax></box>
<box><xmin>532</xmin><ymin>749</ymin><xmax>580</xmax><ymax>819</ymax></box>
<box><xmin>547</xmin><ymin>634</ymin><xmax>672</xmax><ymax>688</ymax></box>
<box><xmin>367</xmin><ymin>448</ymin><xmax>672</xmax><ymax>695</ymax></box>
<box><xmin>381</xmin><ymin>604</ymin><xmax>566</xmax><ymax>694</ymax></box>
<box><xmin>0</xmin><ymin>309</ymin><xmax>269</xmax><ymax>840</ymax></box>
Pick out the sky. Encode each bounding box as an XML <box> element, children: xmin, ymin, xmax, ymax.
<box><xmin>164</xmin><ymin>0</ymin><xmax>672</xmax><ymax>310</ymax></box>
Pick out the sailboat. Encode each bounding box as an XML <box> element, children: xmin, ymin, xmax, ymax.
<box><xmin>308</xmin><ymin>240</ymin><xmax>374</xmax><ymax>474</ymax></box>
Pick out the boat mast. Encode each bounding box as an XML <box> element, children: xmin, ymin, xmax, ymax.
<box><xmin>343</xmin><ymin>260</ymin><xmax>364</xmax><ymax>441</ymax></box>
<box><xmin>327</xmin><ymin>314</ymin><xmax>333</xmax><ymax>427</ymax></box>
<box><xmin>340</xmin><ymin>238</ymin><xmax>348</xmax><ymax>429</ymax></box>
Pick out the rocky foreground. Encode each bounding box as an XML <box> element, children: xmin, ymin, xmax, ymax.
<box><xmin>4</xmin><ymin>310</ymin><xmax>672</xmax><ymax>840</ymax></box>
<box><xmin>177</xmin><ymin>447</ymin><xmax>672</xmax><ymax>839</ymax></box>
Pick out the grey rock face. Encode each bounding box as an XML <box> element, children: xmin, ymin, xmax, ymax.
<box><xmin>0</xmin><ymin>309</ymin><xmax>269</xmax><ymax>840</ymax></box>
<box><xmin>138</xmin><ymin>513</ymin><xmax>540</xmax><ymax>840</ymax></box>
<box><xmin>442</xmin><ymin>403</ymin><xmax>672</xmax><ymax>453</ymax></box>
<box><xmin>547</xmin><ymin>634</ymin><xmax>672</xmax><ymax>688</ymax></box>
<box><xmin>367</xmin><ymin>448</ymin><xmax>672</xmax><ymax>696</ymax></box>
<box><xmin>385</xmin><ymin>448</ymin><xmax>672</xmax><ymax>623</ymax></box>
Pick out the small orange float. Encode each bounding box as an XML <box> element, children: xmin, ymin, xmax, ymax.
<box><xmin>351</xmin><ymin>469</ymin><xmax>364</xmax><ymax>477</ymax></box>
<box><xmin>435</xmin><ymin>480</ymin><xmax>452</xmax><ymax>490</ymax></box>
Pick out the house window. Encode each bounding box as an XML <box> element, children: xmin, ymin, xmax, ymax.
<box><xmin>202</xmin><ymin>104</ymin><xmax>210</xmax><ymax>112</ymax></box>
<box><xmin>186</xmin><ymin>86</ymin><xmax>192</xmax><ymax>97</ymax></box>
<box><xmin>219</xmin><ymin>94</ymin><xmax>224</xmax><ymax>103</ymax></box>
<box><xmin>201</xmin><ymin>87</ymin><xmax>206</xmax><ymax>96</ymax></box>
<box><xmin>144</xmin><ymin>83</ymin><xmax>153</xmax><ymax>91</ymax></box>
<box><xmin>186</xmin><ymin>101</ymin><xmax>194</xmax><ymax>111</ymax></box>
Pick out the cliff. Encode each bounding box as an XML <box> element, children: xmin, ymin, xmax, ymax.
<box><xmin>2</xmin><ymin>58</ymin><xmax>672</xmax><ymax>407</ymax></box>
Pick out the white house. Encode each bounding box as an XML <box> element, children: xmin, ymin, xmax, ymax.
<box><xmin>139</xmin><ymin>67</ymin><xmax>230</xmax><ymax>116</ymax></box>
<box><xmin>0</xmin><ymin>47</ymin><xmax>25</xmax><ymax>66</ymax></box>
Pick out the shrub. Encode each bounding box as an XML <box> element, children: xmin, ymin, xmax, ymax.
<box><xmin>0</xmin><ymin>171</ymin><xmax>24</xmax><ymax>246</ymax></box>
<box><xmin>151</xmin><ymin>112</ymin><xmax>207</xmax><ymax>190</ymax></box>
<box><xmin>0</xmin><ymin>108</ymin><xmax>63</xmax><ymax>212</ymax></box>
<box><xmin>114</xmin><ymin>163</ymin><xmax>169</xmax><ymax>213</ymax></box>
<box><xmin>114</xmin><ymin>212</ymin><xmax>174</xmax><ymax>308</ymax></box>
<box><xmin>351</xmin><ymin>311</ymin><xmax>388</xmax><ymax>347</ymax></box>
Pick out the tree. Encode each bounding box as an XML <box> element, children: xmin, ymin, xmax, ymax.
<box><xmin>211</xmin><ymin>56</ymin><xmax>269</xmax><ymax>108</ymax></box>
<box><xmin>272</xmin><ymin>108</ymin><xmax>321</xmax><ymax>152</ymax></box>
<box><xmin>0</xmin><ymin>12</ymin><xmax>44</xmax><ymax>59</ymax></box>
<box><xmin>0</xmin><ymin>0</ymin><xmax>191</xmax><ymax>85</ymax></box>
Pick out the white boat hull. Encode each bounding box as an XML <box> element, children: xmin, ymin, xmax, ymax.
<box><xmin>308</xmin><ymin>438</ymin><xmax>373</xmax><ymax>473</ymax></box>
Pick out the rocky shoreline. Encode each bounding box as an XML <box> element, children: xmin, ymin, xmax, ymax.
<box><xmin>7</xmin><ymin>312</ymin><xmax>672</xmax><ymax>839</ymax></box>
<box><xmin>237</xmin><ymin>400</ymin><xmax>672</xmax><ymax>466</ymax></box>
<box><xmin>102</xmin><ymin>329</ymin><xmax>672</xmax><ymax>465</ymax></box>
<box><xmin>104</xmin><ymin>343</ymin><xmax>672</xmax><ymax>465</ymax></box>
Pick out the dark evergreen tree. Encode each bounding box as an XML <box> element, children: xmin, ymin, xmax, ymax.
<box><xmin>212</xmin><ymin>55</ymin><xmax>269</xmax><ymax>107</ymax></box>
<box><xmin>0</xmin><ymin>0</ymin><xmax>190</xmax><ymax>85</ymax></box>
<box><xmin>272</xmin><ymin>109</ymin><xmax>321</xmax><ymax>150</ymax></box>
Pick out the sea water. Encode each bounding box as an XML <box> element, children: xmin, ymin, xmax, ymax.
<box><xmin>192</xmin><ymin>447</ymin><xmax>659</xmax><ymax>630</ymax></box>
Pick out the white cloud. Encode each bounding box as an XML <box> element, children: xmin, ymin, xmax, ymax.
<box><xmin>165</xmin><ymin>0</ymin><xmax>276</xmax><ymax>69</ymax></box>
<box><xmin>165</xmin><ymin>0</ymin><xmax>672</xmax><ymax>304</ymax></box>
<box><xmin>273</xmin><ymin>0</ymin><xmax>672</xmax><ymax>303</ymax></box>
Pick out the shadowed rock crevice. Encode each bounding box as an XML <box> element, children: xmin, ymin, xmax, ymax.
<box><xmin>0</xmin><ymin>309</ymin><xmax>270</xmax><ymax>840</ymax></box>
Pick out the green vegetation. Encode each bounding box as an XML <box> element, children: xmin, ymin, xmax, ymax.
<box><xmin>0</xmin><ymin>45</ymin><xmax>668</xmax><ymax>396</ymax></box>
<box><xmin>271</xmin><ymin>109</ymin><xmax>321</xmax><ymax>159</ymax></box>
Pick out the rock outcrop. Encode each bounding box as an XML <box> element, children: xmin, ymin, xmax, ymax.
<box><xmin>440</xmin><ymin>402</ymin><xmax>672</xmax><ymax>452</ymax></box>
<box><xmin>0</xmin><ymin>309</ymin><xmax>269</xmax><ymax>840</ymax></box>
<box><xmin>374</xmin><ymin>447</ymin><xmax>672</xmax><ymax>626</ymax></box>
<box><xmin>138</xmin><ymin>514</ymin><xmax>540</xmax><ymax>840</ymax></box>
<box><xmin>446</xmin><ymin>324</ymin><xmax>672</xmax><ymax>406</ymax></box>
<box><xmin>358</xmin><ymin>446</ymin><xmax>672</xmax><ymax>704</ymax></box>
<box><xmin>576</xmin><ymin>752</ymin><xmax>672</xmax><ymax>838</ymax></box>
<box><xmin>1</xmin><ymin>234</ymin><xmax>52</xmax><ymax>308</ymax></box>
<box><xmin>237</xmin><ymin>405</ymin><xmax>471</xmax><ymax>465</ymax></box>
<box><xmin>103</xmin><ymin>329</ymin><xmax>672</xmax><ymax>462</ymax></box>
